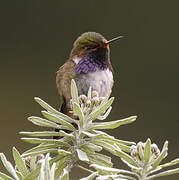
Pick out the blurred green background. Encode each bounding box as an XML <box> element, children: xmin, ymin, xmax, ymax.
<box><xmin>0</xmin><ymin>0</ymin><xmax>179</xmax><ymax>179</ymax></box>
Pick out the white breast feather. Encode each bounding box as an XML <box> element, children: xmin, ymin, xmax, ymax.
<box><xmin>76</xmin><ymin>68</ymin><xmax>113</xmax><ymax>97</ymax></box>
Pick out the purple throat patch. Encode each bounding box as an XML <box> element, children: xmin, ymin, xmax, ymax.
<box><xmin>75</xmin><ymin>55</ymin><xmax>107</xmax><ymax>74</ymax></box>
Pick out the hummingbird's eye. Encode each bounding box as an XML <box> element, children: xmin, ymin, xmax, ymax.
<box><xmin>86</xmin><ymin>46</ymin><xmax>93</xmax><ymax>50</ymax></box>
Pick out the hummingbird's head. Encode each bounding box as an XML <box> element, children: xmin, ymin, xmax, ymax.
<box><xmin>70</xmin><ymin>32</ymin><xmax>122</xmax><ymax>57</ymax></box>
<box><xmin>70</xmin><ymin>32</ymin><xmax>122</xmax><ymax>73</ymax></box>
<box><xmin>70</xmin><ymin>32</ymin><xmax>107</xmax><ymax>57</ymax></box>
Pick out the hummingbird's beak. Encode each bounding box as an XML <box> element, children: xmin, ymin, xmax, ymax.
<box><xmin>106</xmin><ymin>36</ymin><xmax>123</xmax><ymax>44</ymax></box>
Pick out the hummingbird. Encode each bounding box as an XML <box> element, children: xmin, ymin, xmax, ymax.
<box><xmin>56</xmin><ymin>32</ymin><xmax>122</xmax><ymax>117</ymax></box>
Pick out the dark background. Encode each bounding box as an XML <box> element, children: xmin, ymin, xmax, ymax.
<box><xmin>0</xmin><ymin>0</ymin><xmax>179</xmax><ymax>179</ymax></box>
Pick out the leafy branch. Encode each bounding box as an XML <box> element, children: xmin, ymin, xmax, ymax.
<box><xmin>0</xmin><ymin>80</ymin><xmax>179</xmax><ymax>180</ymax></box>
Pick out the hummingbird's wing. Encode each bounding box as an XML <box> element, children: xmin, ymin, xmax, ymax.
<box><xmin>56</xmin><ymin>60</ymin><xmax>76</xmax><ymax>115</ymax></box>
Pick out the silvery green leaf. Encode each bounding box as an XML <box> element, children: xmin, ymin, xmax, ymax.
<box><xmin>51</xmin><ymin>156</ymin><xmax>69</xmax><ymax>178</ymax></box>
<box><xmin>91</xmin><ymin>152</ymin><xmax>111</xmax><ymax>163</ymax></box>
<box><xmin>24</xmin><ymin>165</ymin><xmax>40</xmax><ymax>180</ymax></box>
<box><xmin>73</xmin><ymin>102</ymin><xmax>84</xmax><ymax>128</ymax></box>
<box><xmin>87</xmin><ymin>152</ymin><xmax>112</xmax><ymax>167</ymax></box>
<box><xmin>138</xmin><ymin>143</ymin><xmax>144</xmax><ymax>161</ymax></box>
<box><xmin>82</xmin><ymin>131</ymin><xmax>103</xmax><ymax>138</ymax></box>
<box><xmin>121</xmin><ymin>158</ymin><xmax>142</xmax><ymax>172</ymax></box>
<box><xmin>20</xmin><ymin>131</ymin><xmax>62</xmax><ymax>137</ymax></box>
<box><xmin>16</xmin><ymin>171</ymin><xmax>23</xmax><ymax>180</ymax></box>
<box><xmin>41</xmin><ymin>111</ymin><xmax>76</xmax><ymax>131</ymax></box>
<box><xmin>147</xmin><ymin>166</ymin><xmax>162</xmax><ymax>176</ymax></box>
<box><xmin>28</xmin><ymin>116</ymin><xmax>61</xmax><ymax>129</ymax></box>
<box><xmin>71</xmin><ymin>79</ymin><xmax>79</xmax><ymax>105</ymax></box>
<box><xmin>89</xmin><ymin>140</ymin><xmax>117</xmax><ymax>155</ymax></box>
<box><xmin>89</xmin><ymin>116</ymin><xmax>137</xmax><ymax>130</ymax></box>
<box><xmin>49</xmin><ymin>154</ymin><xmax>66</xmax><ymax>165</ymax></box>
<box><xmin>54</xmin><ymin>112</ymin><xmax>77</xmax><ymax>124</ymax></box>
<box><xmin>97</xmin><ymin>175</ymin><xmax>118</xmax><ymax>180</ymax></box>
<box><xmin>146</xmin><ymin>167</ymin><xmax>179</xmax><ymax>180</ymax></box>
<box><xmin>96</xmin><ymin>138</ymin><xmax>131</xmax><ymax>152</ymax></box>
<box><xmin>42</xmin><ymin>111</ymin><xmax>76</xmax><ymax>131</ymax></box>
<box><xmin>60</xmin><ymin>169</ymin><xmax>69</xmax><ymax>180</ymax></box>
<box><xmin>89</xmin><ymin>130</ymin><xmax>108</xmax><ymax>136</ymax></box>
<box><xmin>107</xmin><ymin>169</ymin><xmax>137</xmax><ymax>177</ymax></box>
<box><xmin>92</xmin><ymin>165</ymin><xmax>138</xmax><ymax>180</ymax></box>
<box><xmin>58</xmin><ymin>130</ymin><xmax>75</xmax><ymax>141</ymax></box>
<box><xmin>90</xmin><ymin>164</ymin><xmax>121</xmax><ymax>173</ymax></box>
<box><xmin>161</xmin><ymin>158</ymin><xmax>179</xmax><ymax>168</ymax></box>
<box><xmin>39</xmin><ymin>161</ymin><xmax>45</xmax><ymax>180</ymax></box>
<box><xmin>34</xmin><ymin>97</ymin><xmax>75</xmax><ymax>124</ymax></box>
<box><xmin>115</xmin><ymin>149</ymin><xmax>139</xmax><ymax>167</ymax></box>
<box><xmin>23</xmin><ymin>144</ymin><xmax>59</xmax><ymax>155</ymax></box>
<box><xmin>80</xmin><ymin>172</ymin><xmax>98</xmax><ymax>180</ymax></box>
<box><xmin>58</xmin><ymin>149</ymin><xmax>72</xmax><ymax>157</ymax></box>
<box><xmin>21</xmin><ymin>138</ymin><xmax>70</xmax><ymax>147</ymax></box>
<box><xmin>0</xmin><ymin>172</ymin><xmax>14</xmax><ymax>180</ymax></box>
<box><xmin>34</xmin><ymin>97</ymin><xmax>59</xmax><ymax>115</ymax></box>
<box><xmin>76</xmin><ymin>149</ymin><xmax>89</xmax><ymax>162</ymax></box>
<box><xmin>87</xmin><ymin>97</ymin><xmax>114</xmax><ymax>122</ymax></box>
<box><xmin>29</xmin><ymin>156</ymin><xmax>38</xmax><ymax>171</ymax></box>
<box><xmin>152</xmin><ymin>149</ymin><xmax>168</xmax><ymax>170</ymax></box>
<box><xmin>162</xmin><ymin>140</ymin><xmax>169</xmax><ymax>150</ymax></box>
<box><xmin>39</xmin><ymin>153</ymin><xmax>51</xmax><ymax>180</ymax></box>
<box><xmin>12</xmin><ymin>147</ymin><xmax>29</xmax><ymax>177</ymax></box>
<box><xmin>113</xmin><ymin>139</ymin><xmax>135</xmax><ymax>146</ymax></box>
<box><xmin>152</xmin><ymin>141</ymin><xmax>168</xmax><ymax>169</ymax></box>
<box><xmin>111</xmin><ymin>141</ymin><xmax>131</xmax><ymax>153</ymax></box>
<box><xmin>100</xmin><ymin>90</ymin><xmax>111</xmax><ymax>105</ymax></box>
<box><xmin>0</xmin><ymin>153</ymin><xmax>19</xmax><ymax>180</ymax></box>
<box><xmin>97</xmin><ymin>174</ymin><xmax>135</xmax><ymax>180</ymax></box>
<box><xmin>92</xmin><ymin>130</ymin><xmax>135</xmax><ymax>145</ymax></box>
<box><xmin>144</xmin><ymin>138</ymin><xmax>151</xmax><ymax>163</ymax></box>
<box><xmin>22</xmin><ymin>149</ymin><xmax>57</xmax><ymax>158</ymax></box>
<box><xmin>97</xmin><ymin>107</ymin><xmax>112</xmax><ymax>120</ymax></box>
<box><xmin>50</xmin><ymin>163</ymin><xmax>56</xmax><ymax>180</ymax></box>
<box><xmin>80</xmin><ymin>146</ymin><xmax>95</xmax><ymax>154</ymax></box>
<box><xmin>54</xmin><ymin>157</ymin><xmax>68</xmax><ymax>178</ymax></box>
<box><xmin>81</xmin><ymin>143</ymin><xmax>102</xmax><ymax>153</ymax></box>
